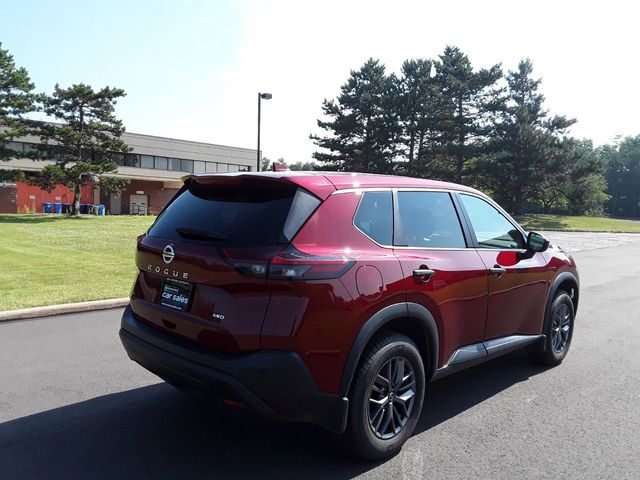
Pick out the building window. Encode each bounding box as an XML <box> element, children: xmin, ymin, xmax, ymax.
<box><xmin>205</xmin><ymin>162</ymin><xmax>217</xmax><ymax>173</ymax></box>
<box><xmin>217</xmin><ymin>163</ymin><xmax>229</xmax><ymax>173</ymax></box>
<box><xmin>168</xmin><ymin>158</ymin><xmax>182</xmax><ymax>171</ymax></box>
<box><xmin>140</xmin><ymin>155</ymin><xmax>154</xmax><ymax>169</ymax></box>
<box><xmin>228</xmin><ymin>164</ymin><xmax>239</xmax><ymax>172</ymax></box>
<box><xmin>124</xmin><ymin>153</ymin><xmax>140</xmax><ymax>167</ymax></box>
<box><xmin>238</xmin><ymin>166</ymin><xmax>249</xmax><ymax>172</ymax></box>
<box><xmin>193</xmin><ymin>161</ymin><xmax>206</xmax><ymax>173</ymax></box>
<box><xmin>181</xmin><ymin>159</ymin><xmax>194</xmax><ymax>173</ymax></box>
<box><xmin>155</xmin><ymin>156</ymin><xmax>168</xmax><ymax>170</ymax></box>
<box><xmin>111</xmin><ymin>153</ymin><xmax>125</xmax><ymax>165</ymax></box>
<box><xmin>4</xmin><ymin>141</ymin><xmax>24</xmax><ymax>152</ymax></box>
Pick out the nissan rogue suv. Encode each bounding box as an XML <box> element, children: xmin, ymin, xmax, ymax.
<box><xmin>119</xmin><ymin>171</ymin><xmax>579</xmax><ymax>460</ymax></box>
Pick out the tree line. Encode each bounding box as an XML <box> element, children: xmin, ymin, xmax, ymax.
<box><xmin>3</xmin><ymin>41</ymin><xmax>639</xmax><ymax>218</ymax></box>
<box><xmin>310</xmin><ymin>46</ymin><xmax>640</xmax><ymax>218</ymax></box>
<box><xmin>0</xmin><ymin>42</ymin><xmax>129</xmax><ymax>215</ymax></box>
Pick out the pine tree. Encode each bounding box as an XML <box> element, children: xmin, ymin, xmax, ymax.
<box><xmin>477</xmin><ymin>59</ymin><xmax>575</xmax><ymax>214</ymax></box>
<box><xmin>0</xmin><ymin>42</ymin><xmax>37</xmax><ymax>164</ymax></box>
<box><xmin>31</xmin><ymin>84</ymin><xmax>130</xmax><ymax>215</ymax></box>
<box><xmin>311</xmin><ymin>59</ymin><xmax>400</xmax><ymax>173</ymax></box>
<box><xmin>433</xmin><ymin>46</ymin><xmax>503</xmax><ymax>183</ymax></box>
<box><xmin>395</xmin><ymin>59</ymin><xmax>443</xmax><ymax>176</ymax></box>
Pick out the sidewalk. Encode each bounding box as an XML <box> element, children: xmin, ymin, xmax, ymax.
<box><xmin>0</xmin><ymin>298</ymin><xmax>129</xmax><ymax>322</ymax></box>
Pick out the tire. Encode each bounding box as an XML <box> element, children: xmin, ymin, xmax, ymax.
<box><xmin>342</xmin><ymin>332</ymin><xmax>426</xmax><ymax>461</ymax></box>
<box><xmin>529</xmin><ymin>290</ymin><xmax>575</xmax><ymax>366</ymax></box>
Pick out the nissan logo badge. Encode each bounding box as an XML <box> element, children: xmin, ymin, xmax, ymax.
<box><xmin>162</xmin><ymin>244</ymin><xmax>175</xmax><ymax>264</ymax></box>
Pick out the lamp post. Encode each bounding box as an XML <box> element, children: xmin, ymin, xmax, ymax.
<box><xmin>257</xmin><ymin>92</ymin><xmax>272</xmax><ymax>171</ymax></box>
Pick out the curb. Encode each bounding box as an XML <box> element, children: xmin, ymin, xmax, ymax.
<box><xmin>0</xmin><ymin>298</ymin><xmax>130</xmax><ymax>322</ymax></box>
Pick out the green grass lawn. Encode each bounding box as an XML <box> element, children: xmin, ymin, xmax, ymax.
<box><xmin>2</xmin><ymin>212</ymin><xmax>640</xmax><ymax>311</ymax></box>
<box><xmin>0</xmin><ymin>214</ymin><xmax>155</xmax><ymax>311</ymax></box>
<box><xmin>517</xmin><ymin>214</ymin><xmax>640</xmax><ymax>233</ymax></box>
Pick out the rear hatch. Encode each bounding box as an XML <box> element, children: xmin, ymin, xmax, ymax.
<box><xmin>130</xmin><ymin>175</ymin><xmax>321</xmax><ymax>352</ymax></box>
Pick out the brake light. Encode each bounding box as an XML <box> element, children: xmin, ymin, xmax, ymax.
<box><xmin>223</xmin><ymin>246</ymin><xmax>355</xmax><ymax>280</ymax></box>
<box><xmin>222</xmin><ymin>247</ymin><xmax>273</xmax><ymax>279</ymax></box>
<box><xmin>269</xmin><ymin>246</ymin><xmax>355</xmax><ymax>280</ymax></box>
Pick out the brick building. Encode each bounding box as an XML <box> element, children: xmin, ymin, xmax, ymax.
<box><xmin>0</xmin><ymin>130</ymin><xmax>256</xmax><ymax>214</ymax></box>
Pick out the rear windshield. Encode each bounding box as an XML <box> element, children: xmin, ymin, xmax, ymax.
<box><xmin>148</xmin><ymin>181</ymin><xmax>320</xmax><ymax>247</ymax></box>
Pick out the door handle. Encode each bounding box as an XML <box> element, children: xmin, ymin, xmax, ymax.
<box><xmin>413</xmin><ymin>267</ymin><xmax>436</xmax><ymax>283</ymax></box>
<box><xmin>489</xmin><ymin>265</ymin><xmax>507</xmax><ymax>278</ymax></box>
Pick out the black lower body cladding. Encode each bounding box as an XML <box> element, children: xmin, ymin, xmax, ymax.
<box><xmin>119</xmin><ymin>305</ymin><xmax>348</xmax><ymax>432</ymax></box>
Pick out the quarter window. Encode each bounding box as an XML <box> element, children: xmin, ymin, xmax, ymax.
<box><xmin>354</xmin><ymin>191</ymin><xmax>393</xmax><ymax>245</ymax></box>
<box><xmin>396</xmin><ymin>191</ymin><xmax>466</xmax><ymax>248</ymax></box>
<box><xmin>460</xmin><ymin>194</ymin><xmax>524</xmax><ymax>249</ymax></box>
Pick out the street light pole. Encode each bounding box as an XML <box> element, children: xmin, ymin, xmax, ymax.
<box><xmin>257</xmin><ymin>92</ymin><xmax>272</xmax><ymax>171</ymax></box>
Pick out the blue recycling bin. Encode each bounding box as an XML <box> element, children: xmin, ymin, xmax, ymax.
<box><xmin>42</xmin><ymin>202</ymin><xmax>53</xmax><ymax>213</ymax></box>
<box><xmin>54</xmin><ymin>202</ymin><xmax>62</xmax><ymax>214</ymax></box>
<box><xmin>62</xmin><ymin>204</ymin><xmax>70</xmax><ymax>214</ymax></box>
<box><xmin>98</xmin><ymin>204</ymin><xmax>105</xmax><ymax>216</ymax></box>
<box><xmin>79</xmin><ymin>204</ymin><xmax>89</xmax><ymax>214</ymax></box>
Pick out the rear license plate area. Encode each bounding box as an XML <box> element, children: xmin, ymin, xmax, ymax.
<box><xmin>159</xmin><ymin>278</ymin><xmax>193</xmax><ymax>311</ymax></box>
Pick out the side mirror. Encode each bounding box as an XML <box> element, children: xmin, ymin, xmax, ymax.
<box><xmin>527</xmin><ymin>231</ymin><xmax>549</xmax><ymax>253</ymax></box>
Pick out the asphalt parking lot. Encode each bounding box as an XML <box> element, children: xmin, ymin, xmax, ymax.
<box><xmin>1</xmin><ymin>233</ymin><xmax>639</xmax><ymax>479</ymax></box>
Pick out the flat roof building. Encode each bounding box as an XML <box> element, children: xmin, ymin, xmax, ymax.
<box><xmin>0</xmin><ymin>130</ymin><xmax>257</xmax><ymax>215</ymax></box>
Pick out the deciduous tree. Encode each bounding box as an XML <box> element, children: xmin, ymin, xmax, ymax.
<box><xmin>603</xmin><ymin>136</ymin><xmax>640</xmax><ymax>218</ymax></box>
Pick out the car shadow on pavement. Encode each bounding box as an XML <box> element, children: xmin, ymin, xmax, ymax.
<box><xmin>0</xmin><ymin>351</ymin><xmax>547</xmax><ymax>480</ymax></box>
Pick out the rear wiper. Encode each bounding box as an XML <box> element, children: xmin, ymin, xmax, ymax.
<box><xmin>175</xmin><ymin>227</ymin><xmax>228</xmax><ymax>241</ymax></box>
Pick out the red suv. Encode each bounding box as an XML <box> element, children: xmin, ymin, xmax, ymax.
<box><xmin>120</xmin><ymin>172</ymin><xmax>579</xmax><ymax>459</ymax></box>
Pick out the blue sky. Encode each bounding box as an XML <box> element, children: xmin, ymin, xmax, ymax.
<box><xmin>3</xmin><ymin>0</ymin><xmax>639</xmax><ymax>163</ymax></box>
<box><xmin>2</xmin><ymin>0</ymin><xmax>246</xmax><ymax>141</ymax></box>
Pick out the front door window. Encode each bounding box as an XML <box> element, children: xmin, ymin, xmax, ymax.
<box><xmin>459</xmin><ymin>194</ymin><xmax>524</xmax><ymax>249</ymax></box>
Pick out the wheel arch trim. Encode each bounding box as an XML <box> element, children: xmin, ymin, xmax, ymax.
<box><xmin>547</xmin><ymin>271</ymin><xmax>579</xmax><ymax>318</ymax></box>
<box><xmin>539</xmin><ymin>271</ymin><xmax>579</xmax><ymax>353</ymax></box>
<box><xmin>338</xmin><ymin>302</ymin><xmax>439</xmax><ymax>398</ymax></box>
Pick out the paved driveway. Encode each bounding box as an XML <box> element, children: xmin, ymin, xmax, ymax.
<box><xmin>542</xmin><ymin>231</ymin><xmax>640</xmax><ymax>252</ymax></box>
<box><xmin>1</xmin><ymin>234</ymin><xmax>639</xmax><ymax>479</ymax></box>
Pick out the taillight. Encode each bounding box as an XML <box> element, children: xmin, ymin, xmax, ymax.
<box><xmin>222</xmin><ymin>247</ymin><xmax>272</xmax><ymax>279</ymax></box>
<box><xmin>223</xmin><ymin>246</ymin><xmax>355</xmax><ymax>280</ymax></box>
<box><xmin>268</xmin><ymin>246</ymin><xmax>354</xmax><ymax>280</ymax></box>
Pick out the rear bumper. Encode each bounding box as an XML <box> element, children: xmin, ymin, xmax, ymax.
<box><xmin>119</xmin><ymin>305</ymin><xmax>348</xmax><ymax>433</ymax></box>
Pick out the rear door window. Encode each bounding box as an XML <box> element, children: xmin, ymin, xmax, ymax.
<box><xmin>396</xmin><ymin>191</ymin><xmax>466</xmax><ymax>248</ymax></box>
<box><xmin>148</xmin><ymin>181</ymin><xmax>320</xmax><ymax>247</ymax></box>
<box><xmin>354</xmin><ymin>191</ymin><xmax>393</xmax><ymax>245</ymax></box>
